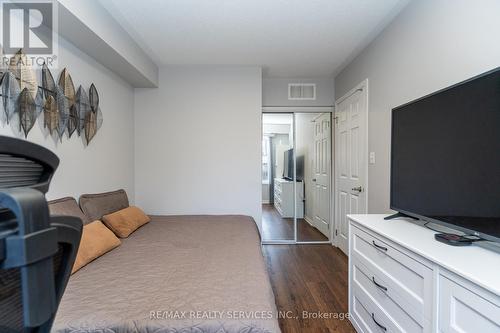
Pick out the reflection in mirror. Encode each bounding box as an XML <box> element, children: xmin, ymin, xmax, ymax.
<box><xmin>296</xmin><ymin>113</ymin><xmax>331</xmax><ymax>242</ymax></box>
<box><xmin>261</xmin><ymin>113</ymin><xmax>295</xmax><ymax>241</ymax></box>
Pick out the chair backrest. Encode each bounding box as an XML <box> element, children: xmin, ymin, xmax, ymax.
<box><xmin>0</xmin><ymin>136</ymin><xmax>59</xmax><ymax>193</ymax></box>
<box><xmin>0</xmin><ymin>136</ymin><xmax>82</xmax><ymax>333</ymax></box>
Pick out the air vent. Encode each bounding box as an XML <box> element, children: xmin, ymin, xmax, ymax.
<box><xmin>288</xmin><ymin>83</ymin><xmax>316</xmax><ymax>100</ymax></box>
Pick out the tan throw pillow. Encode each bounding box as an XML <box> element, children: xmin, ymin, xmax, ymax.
<box><xmin>72</xmin><ymin>220</ymin><xmax>121</xmax><ymax>274</ymax></box>
<box><xmin>102</xmin><ymin>206</ymin><xmax>151</xmax><ymax>238</ymax></box>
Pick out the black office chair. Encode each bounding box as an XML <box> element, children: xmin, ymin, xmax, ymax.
<box><xmin>0</xmin><ymin>136</ymin><xmax>82</xmax><ymax>333</ymax></box>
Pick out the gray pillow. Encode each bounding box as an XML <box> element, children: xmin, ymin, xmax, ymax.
<box><xmin>49</xmin><ymin>197</ymin><xmax>90</xmax><ymax>225</ymax></box>
<box><xmin>79</xmin><ymin>189</ymin><xmax>129</xmax><ymax>222</ymax></box>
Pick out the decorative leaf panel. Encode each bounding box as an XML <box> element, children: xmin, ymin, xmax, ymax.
<box><xmin>85</xmin><ymin>109</ymin><xmax>97</xmax><ymax>143</ymax></box>
<box><xmin>44</xmin><ymin>95</ymin><xmax>58</xmax><ymax>135</ymax></box>
<box><xmin>18</xmin><ymin>88</ymin><xmax>37</xmax><ymax>138</ymax></box>
<box><xmin>54</xmin><ymin>85</ymin><xmax>69</xmax><ymax>139</ymax></box>
<box><xmin>0</xmin><ymin>71</ymin><xmax>21</xmax><ymax>123</ymax></box>
<box><xmin>42</xmin><ymin>62</ymin><xmax>56</xmax><ymax>100</ymax></box>
<box><xmin>34</xmin><ymin>88</ymin><xmax>44</xmax><ymax>118</ymax></box>
<box><xmin>9</xmin><ymin>49</ymin><xmax>38</xmax><ymax>99</ymax></box>
<box><xmin>89</xmin><ymin>83</ymin><xmax>99</xmax><ymax>111</ymax></box>
<box><xmin>84</xmin><ymin>106</ymin><xmax>103</xmax><ymax>144</ymax></box>
<box><xmin>75</xmin><ymin>85</ymin><xmax>91</xmax><ymax>136</ymax></box>
<box><xmin>58</xmin><ymin>68</ymin><xmax>76</xmax><ymax>108</ymax></box>
<box><xmin>68</xmin><ymin>105</ymin><xmax>78</xmax><ymax>137</ymax></box>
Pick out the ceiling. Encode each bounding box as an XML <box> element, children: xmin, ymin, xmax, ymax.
<box><xmin>101</xmin><ymin>0</ymin><xmax>409</xmax><ymax>77</ymax></box>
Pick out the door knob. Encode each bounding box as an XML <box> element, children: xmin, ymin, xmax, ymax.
<box><xmin>352</xmin><ymin>186</ymin><xmax>363</xmax><ymax>192</ymax></box>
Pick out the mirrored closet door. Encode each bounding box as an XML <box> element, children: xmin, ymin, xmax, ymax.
<box><xmin>295</xmin><ymin>113</ymin><xmax>331</xmax><ymax>242</ymax></box>
<box><xmin>261</xmin><ymin>111</ymin><xmax>332</xmax><ymax>243</ymax></box>
<box><xmin>261</xmin><ymin>113</ymin><xmax>295</xmax><ymax>242</ymax></box>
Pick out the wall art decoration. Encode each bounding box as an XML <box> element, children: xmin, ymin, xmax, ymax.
<box><xmin>9</xmin><ymin>49</ymin><xmax>38</xmax><ymax>99</ymax></box>
<box><xmin>89</xmin><ymin>83</ymin><xmax>99</xmax><ymax>111</ymax></box>
<box><xmin>44</xmin><ymin>95</ymin><xmax>58</xmax><ymax>135</ymax></box>
<box><xmin>58</xmin><ymin>68</ymin><xmax>76</xmax><ymax>104</ymax></box>
<box><xmin>54</xmin><ymin>85</ymin><xmax>70</xmax><ymax>140</ymax></box>
<box><xmin>75</xmin><ymin>85</ymin><xmax>91</xmax><ymax>136</ymax></box>
<box><xmin>58</xmin><ymin>68</ymin><xmax>77</xmax><ymax>137</ymax></box>
<box><xmin>42</xmin><ymin>62</ymin><xmax>56</xmax><ymax>100</ymax></box>
<box><xmin>84</xmin><ymin>83</ymin><xmax>102</xmax><ymax>144</ymax></box>
<box><xmin>18</xmin><ymin>87</ymin><xmax>37</xmax><ymax>138</ymax></box>
<box><xmin>0</xmin><ymin>71</ymin><xmax>21</xmax><ymax>123</ymax></box>
<box><xmin>34</xmin><ymin>88</ymin><xmax>44</xmax><ymax>117</ymax></box>
<box><xmin>67</xmin><ymin>105</ymin><xmax>79</xmax><ymax>137</ymax></box>
<box><xmin>84</xmin><ymin>106</ymin><xmax>103</xmax><ymax>144</ymax></box>
<box><xmin>1</xmin><ymin>55</ymin><xmax>103</xmax><ymax>144</ymax></box>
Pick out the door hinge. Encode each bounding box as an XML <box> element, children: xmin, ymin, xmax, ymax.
<box><xmin>335</xmin><ymin>229</ymin><xmax>338</xmax><ymax>236</ymax></box>
<box><xmin>333</xmin><ymin>116</ymin><xmax>339</xmax><ymax>124</ymax></box>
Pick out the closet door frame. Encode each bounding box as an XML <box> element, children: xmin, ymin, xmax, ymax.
<box><xmin>262</xmin><ymin>106</ymin><xmax>334</xmax><ymax>245</ymax></box>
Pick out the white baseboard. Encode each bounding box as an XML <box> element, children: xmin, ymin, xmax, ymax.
<box><xmin>304</xmin><ymin>215</ymin><xmax>314</xmax><ymax>225</ymax></box>
<box><xmin>262</xmin><ymin>200</ymin><xmax>270</xmax><ymax>204</ymax></box>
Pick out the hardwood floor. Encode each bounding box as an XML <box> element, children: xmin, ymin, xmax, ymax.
<box><xmin>263</xmin><ymin>245</ymin><xmax>355</xmax><ymax>333</ymax></box>
<box><xmin>262</xmin><ymin>204</ymin><xmax>328</xmax><ymax>241</ymax></box>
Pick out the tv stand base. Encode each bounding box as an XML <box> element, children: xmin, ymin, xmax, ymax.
<box><xmin>384</xmin><ymin>212</ymin><xmax>418</xmax><ymax>221</ymax></box>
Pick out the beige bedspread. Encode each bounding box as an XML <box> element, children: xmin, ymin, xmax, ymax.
<box><xmin>52</xmin><ymin>215</ymin><xmax>281</xmax><ymax>333</ymax></box>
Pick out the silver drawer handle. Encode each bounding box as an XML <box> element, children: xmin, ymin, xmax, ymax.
<box><xmin>372</xmin><ymin>240</ymin><xmax>388</xmax><ymax>252</ymax></box>
<box><xmin>372</xmin><ymin>276</ymin><xmax>388</xmax><ymax>292</ymax></box>
<box><xmin>371</xmin><ymin>313</ymin><xmax>387</xmax><ymax>331</ymax></box>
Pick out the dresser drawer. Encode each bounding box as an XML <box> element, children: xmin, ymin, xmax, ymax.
<box><xmin>274</xmin><ymin>186</ymin><xmax>282</xmax><ymax>195</ymax></box>
<box><xmin>439</xmin><ymin>274</ymin><xmax>500</xmax><ymax>333</ymax></box>
<box><xmin>274</xmin><ymin>193</ymin><xmax>281</xmax><ymax>204</ymax></box>
<box><xmin>274</xmin><ymin>199</ymin><xmax>282</xmax><ymax>212</ymax></box>
<box><xmin>352</xmin><ymin>285</ymin><xmax>403</xmax><ymax>333</ymax></box>
<box><xmin>351</xmin><ymin>226</ymin><xmax>433</xmax><ymax>321</ymax></box>
<box><xmin>352</xmin><ymin>258</ymin><xmax>430</xmax><ymax>332</ymax></box>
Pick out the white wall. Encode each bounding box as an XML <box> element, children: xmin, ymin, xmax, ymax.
<box><xmin>134</xmin><ymin>66</ymin><xmax>263</xmax><ymax>224</ymax></box>
<box><xmin>263</xmin><ymin>77</ymin><xmax>334</xmax><ymax>106</ymax></box>
<box><xmin>0</xmin><ymin>37</ymin><xmax>136</xmax><ymax>202</ymax></box>
<box><xmin>335</xmin><ymin>0</ymin><xmax>500</xmax><ymax>213</ymax></box>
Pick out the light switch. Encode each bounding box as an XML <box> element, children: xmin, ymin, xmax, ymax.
<box><xmin>369</xmin><ymin>152</ymin><xmax>376</xmax><ymax>164</ymax></box>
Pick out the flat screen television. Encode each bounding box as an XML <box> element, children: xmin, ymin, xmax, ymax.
<box><xmin>283</xmin><ymin>149</ymin><xmax>304</xmax><ymax>181</ymax></box>
<box><xmin>390</xmin><ymin>67</ymin><xmax>500</xmax><ymax>242</ymax></box>
<box><xmin>283</xmin><ymin>148</ymin><xmax>294</xmax><ymax>180</ymax></box>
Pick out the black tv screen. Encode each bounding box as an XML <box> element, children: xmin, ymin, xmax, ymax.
<box><xmin>283</xmin><ymin>149</ymin><xmax>294</xmax><ymax>180</ymax></box>
<box><xmin>390</xmin><ymin>68</ymin><xmax>500</xmax><ymax>242</ymax></box>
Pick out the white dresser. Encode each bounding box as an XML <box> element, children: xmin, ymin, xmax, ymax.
<box><xmin>348</xmin><ymin>214</ymin><xmax>500</xmax><ymax>333</ymax></box>
<box><xmin>273</xmin><ymin>178</ymin><xmax>304</xmax><ymax>218</ymax></box>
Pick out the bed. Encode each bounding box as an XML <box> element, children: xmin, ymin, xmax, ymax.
<box><xmin>49</xmin><ymin>190</ymin><xmax>281</xmax><ymax>333</ymax></box>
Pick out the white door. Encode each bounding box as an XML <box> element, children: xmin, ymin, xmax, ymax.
<box><xmin>312</xmin><ymin>113</ymin><xmax>331</xmax><ymax>237</ymax></box>
<box><xmin>335</xmin><ymin>83</ymin><xmax>367</xmax><ymax>255</ymax></box>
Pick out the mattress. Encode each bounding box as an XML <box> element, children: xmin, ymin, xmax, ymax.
<box><xmin>52</xmin><ymin>215</ymin><xmax>281</xmax><ymax>333</ymax></box>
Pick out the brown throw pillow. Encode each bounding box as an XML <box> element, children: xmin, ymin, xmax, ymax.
<box><xmin>101</xmin><ymin>206</ymin><xmax>151</xmax><ymax>238</ymax></box>
<box><xmin>72</xmin><ymin>220</ymin><xmax>121</xmax><ymax>274</ymax></box>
